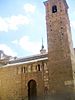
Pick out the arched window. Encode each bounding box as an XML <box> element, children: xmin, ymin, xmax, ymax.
<box><xmin>21</xmin><ymin>66</ymin><xmax>25</xmax><ymax>73</ymax></box>
<box><xmin>21</xmin><ymin>67</ymin><xmax>23</xmax><ymax>73</ymax></box>
<box><xmin>38</xmin><ymin>64</ymin><xmax>40</xmax><ymax>71</ymax></box>
<box><xmin>52</xmin><ymin>5</ymin><xmax>57</xmax><ymax>13</ymax></box>
<box><xmin>23</xmin><ymin>67</ymin><xmax>25</xmax><ymax>73</ymax></box>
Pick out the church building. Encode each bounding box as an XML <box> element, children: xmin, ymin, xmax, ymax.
<box><xmin>0</xmin><ymin>0</ymin><xmax>75</xmax><ymax>100</ymax></box>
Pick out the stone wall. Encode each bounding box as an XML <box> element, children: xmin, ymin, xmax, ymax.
<box><xmin>0</xmin><ymin>59</ymin><xmax>48</xmax><ymax>100</ymax></box>
<box><xmin>44</xmin><ymin>0</ymin><xmax>74</xmax><ymax>94</ymax></box>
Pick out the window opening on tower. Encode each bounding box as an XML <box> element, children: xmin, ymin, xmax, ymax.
<box><xmin>52</xmin><ymin>5</ymin><xmax>57</xmax><ymax>13</ymax></box>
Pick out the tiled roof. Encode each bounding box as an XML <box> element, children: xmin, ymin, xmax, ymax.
<box><xmin>3</xmin><ymin>57</ymin><xmax>48</xmax><ymax>68</ymax></box>
<box><xmin>8</xmin><ymin>53</ymin><xmax>48</xmax><ymax>64</ymax></box>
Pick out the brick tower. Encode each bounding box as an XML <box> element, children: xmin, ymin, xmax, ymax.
<box><xmin>44</xmin><ymin>0</ymin><xmax>74</xmax><ymax>94</ymax></box>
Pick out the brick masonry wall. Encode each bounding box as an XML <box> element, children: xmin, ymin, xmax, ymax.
<box><xmin>44</xmin><ymin>0</ymin><xmax>74</xmax><ymax>94</ymax></box>
<box><xmin>0</xmin><ymin>60</ymin><xmax>48</xmax><ymax>100</ymax></box>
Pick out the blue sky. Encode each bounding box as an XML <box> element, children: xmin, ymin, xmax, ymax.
<box><xmin>0</xmin><ymin>0</ymin><xmax>75</xmax><ymax>57</ymax></box>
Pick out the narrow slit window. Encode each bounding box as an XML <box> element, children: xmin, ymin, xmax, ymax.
<box><xmin>21</xmin><ymin>67</ymin><xmax>23</xmax><ymax>73</ymax></box>
<box><xmin>24</xmin><ymin>67</ymin><xmax>25</xmax><ymax>73</ymax></box>
<box><xmin>38</xmin><ymin>64</ymin><xmax>40</xmax><ymax>71</ymax></box>
<box><xmin>52</xmin><ymin>5</ymin><xmax>57</xmax><ymax>13</ymax></box>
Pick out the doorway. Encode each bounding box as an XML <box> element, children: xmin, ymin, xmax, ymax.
<box><xmin>28</xmin><ymin>80</ymin><xmax>37</xmax><ymax>100</ymax></box>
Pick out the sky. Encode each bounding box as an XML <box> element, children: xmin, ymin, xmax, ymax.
<box><xmin>0</xmin><ymin>0</ymin><xmax>75</xmax><ymax>58</ymax></box>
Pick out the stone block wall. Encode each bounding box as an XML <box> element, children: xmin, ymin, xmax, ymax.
<box><xmin>0</xmin><ymin>59</ymin><xmax>48</xmax><ymax>100</ymax></box>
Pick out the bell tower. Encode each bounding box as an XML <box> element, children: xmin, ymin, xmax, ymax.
<box><xmin>44</xmin><ymin>0</ymin><xmax>74</xmax><ymax>94</ymax></box>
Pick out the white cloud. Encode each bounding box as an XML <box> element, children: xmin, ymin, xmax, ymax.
<box><xmin>0</xmin><ymin>15</ymin><xmax>30</xmax><ymax>32</ymax></box>
<box><xmin>12</xmin><ymin>40</ymin><xmax>18</xmax><ymax>45</ymax></box>
<box><xmin>19</xmin><ymin>36</ymin><xmax>41</xmax><ymax>54</ymax></box>
<box><xmin>12</xmin><ymin>36</ymin><xmax>41</xmax><ymax>55</ymax></box>
<box><xmin>0</xmin><ymin>17</ymin><xmax>8</xmax><ymax>32</ymax></box>
<box><xmin>71</xmin><ymin>21</ymin><xmax>75</xmax><ymax>29</ymax></box>
<box><xmin>24</xmin><ymin>4</ymin><xmax>36</xmax><ymax>13</ymax></box>
<box><xmin>0</xmin><ymin>44</ymin><xmax>17</xmax><ymax>57</ymax></box>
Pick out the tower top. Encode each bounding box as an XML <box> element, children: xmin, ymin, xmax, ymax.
<box><xmin>44</xmin><ymin>0</ymin><xmax>68</xmax><ymax>10</ymax></box>
<box><xmin>40</xmin><ymin>38</ymin><xmax>46</xmax><ymax>54</ymax></box>
<box><xmin>42</xmin><ymin>38</ymin><xmax>44</xmax><ymax>49</ymax></box>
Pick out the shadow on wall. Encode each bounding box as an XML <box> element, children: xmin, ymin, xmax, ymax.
<box><xmin>23</xmin><ymin>92</ymin><xmax>75</xmax><ymax>100</ymax></box>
